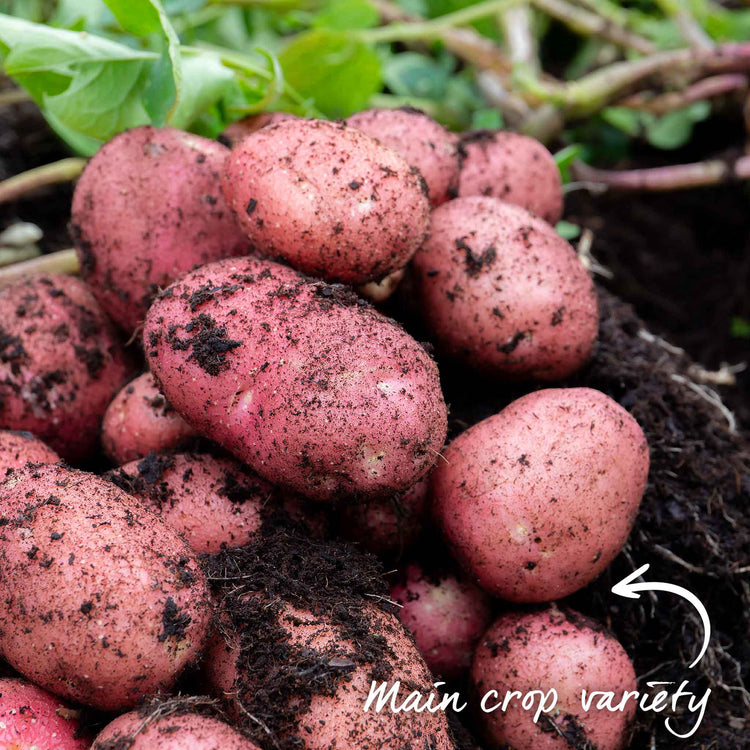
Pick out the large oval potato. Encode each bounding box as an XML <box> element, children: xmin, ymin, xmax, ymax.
<box><xmin>0</xmin><ymin>430</ymin><xmax>59</xmax><ymax>477</ymax></box>
<box><xmin>222</xmin><ymin>119</ymin><xmax>430</xmax><ymax>284</ymax></box>
<box><xmin>432</xmin><ymin>388</ymin><xmax>649</xmax><ymax>601</ymax></box>
<box><xmin>144</xmin><ymin>257</ymin><xmax>447</xmax><ymax>502</ymax></box>
<box><xmin>0</xmin><ymin>464</ymin><xmax>211</xmax><ymax>711</ymax></box>
<box><xmin>412</xmin><ymin>197</ymin><xmax>598</xmax><ymax>381</ymax></box>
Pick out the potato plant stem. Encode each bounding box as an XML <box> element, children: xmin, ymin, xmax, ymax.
<box><xmin>0</xmin><ymin>89</ymin><xmax>32</xmax><ymax>107</ymax></box>
<box><xmin>0</xmin><ymin>158</ymin><xmax>87</xmax><ymax>205</ymax></box>
<box><xmin>0</xmin><ymin>249</ymin><xmax>80</xmax><ymax>287</ymax></box>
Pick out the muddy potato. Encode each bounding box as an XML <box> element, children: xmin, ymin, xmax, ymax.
<box><xmin>432</xmin><ymin>388</ymin><xmax>649</xmax><ymax>601</ymax></box>
<box><xmin>0</xmin><ymin>430</ymin><xmax>59</xmax><ymax>477</ymax></box>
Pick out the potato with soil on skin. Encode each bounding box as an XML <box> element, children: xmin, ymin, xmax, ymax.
<box><xmin>456</xmin><ymin>130</ymin><xmax>563</xmax><ymax>224</ymax></box>
<box><xmin>0</xmin><ymin>430</ymin><xmax>59</xmax><ymax>476</ymax></box>
<box><xmin>346</xmin><ymin>107</ymin><xmax>458</xmax><ymax>206</ymax></box>
<box><xmin>472</xmin><ymin>607</ymin><xmax>637</xmax><ymax>750</ymax></box>
<box><xmin>432</xmin><ymin>388</ymin><xmax>649</xmax><ymax>602</ymax></box>
<box><xmin>102</xmin><ymin>372</ymin><xmax>197</xmax><ymax>464</ymax></box>
<box><xmin>390</xmin><ymin>562</ymin><xmax>493</xmax><ymax>680</ymax></box>
<box><xmin>144</xmin><ymin>256</ymin><xmax>447</xmax><ymax>503</ymax></box>
<box><xmin>412</xmin><ymin>196</ymin><xmax>598</xmax><ymax>381</ymax></box>
<box><xmin>222</xmin><ymin>119</ymin><xmax>431</xmax><ymax>284</ymax></box>
<box><xmin>220</xmin><ymin>111</ymin><xmax>299</xmax><ymax>147</ymax></box>
<box><xmin>70</xmin><ymin>125</ymin><xmax>248</xmax><ymax>333</ymax></box>
<box><xmin>93</xmin><ymin>710</ymin><xmax>260</xmax><ymax>750</ymax></box>
<box><xmin>0</xmin><ymin>677</ymin><xmax>90</xmax><ymax>749</ymax></box>
<box><xmin>0</xmin><ymin>463</ymin><xmax>211</xmax><ymax>711</ymax></box>
<box><xmin>0</xmin><ymin>274</ymin><xmax>131</xmax><ymax>462</ymax></box>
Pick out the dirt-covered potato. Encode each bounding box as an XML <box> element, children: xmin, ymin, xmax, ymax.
<box><xmin>0</xmin><ymin>430</ymin><xmax>59</xmax><ymax>477</ymax></box>
<box><xmin>222</xmin><ymin>119</ymin><xmax>431</xmax><ymax>284</ymax></box>
<box><xmin>456</xmin><ymin>130</ymin><xmax>563</xmax><ymax>224</ymax></box>
<box><xmin>472</xmin><ymin>608</ymin><xmax>637</xmax><ymax>750</ymax></box>
<box><xmin>347</xmin><ymin>107</ymin><xmax>458</xmax><ymax>205</ymax></box>
<box><xmin>0</xmin><ymin>464</ymin><xmax>211</xmax><ymax>711</ymax></box>
<box><xmin>412</xmin><ymin>197</ymin><xmax>598</xmax><ymax>381</ymax></box>
<box><xmin>71</xmin><ymin>126</ymin><xmax>248</xmax><ymax>333</ymax></box>
<box><xmin>102</xmin><ymin>372</ymin><xmax>196</xmax><ymax>464</ymax></box>
<box><xmin>144</xmin><ymin>257</ymin><xmax>447</xmax><ymax>502</ymax></box>
<box><xmin>432</xmin><ymin>388</ymin><xmax>649</xmax><ymax>601</ymax></box>
<box><xmin>0</xmin><ymin>274</ymin><xmax>131</xmax><ymax>462</ymax></box>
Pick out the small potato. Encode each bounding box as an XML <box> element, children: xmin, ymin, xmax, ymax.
<box><xmin>432</xmin><ymin>388</ymin><xmax>649</xmax><ymax>601</ymax></box>
<box><xmin>347</xmin><ymin>107</ymin><xmax>458</xmax><ymax>206</ymax></box>
<box><xmin>412</xmin><ymin>197</ymin><xmax>598</xmax><ymax>381</ymax></box>
<box><xmin>0</xmin><ymin>464</ymin><xmax>211</xmax><ymax>711</ymax></box>
<box><xmin>93</xmin><ymin>711</ymin><xmax>260</xmax><ymax>750</ymax></box>
<box><xmin>472</xmin><ymin>607</ymin><xmax>637</xmax><ymax>750</ymax></box>
<box><xmin>71</xmin><ymin>126</ymin><xmax>248</xmax><ymax>333</ymax></box>
<box><xmin>456</xmin><ymin>130</ymin><xmax>563</xmax><ymax>224</ymax></box>
<box><xmin>222</xmin><ymin>119</ymin><xmax>431</xmax><ymax>284</ymax></box>
<box><xmin>0</xmin><ymin>677</ymin><xmax>89</xmax><ymax>749</ymax></box>
<box><xmin>0</xmin><ymin>430</ymin><xmax>59</xmax><ymax>477</ymax></box>
<box><xmin>102</xmin><ymin>372</ymin><xmax>196</xmax><ymax>464</ymax></box>
<box><xmin>221</xmin><ymin>111</ymin><xmax>299</xmax><ymax>147</ymax></box>
<box><xmin>0</xmin><ymin>275</ymin><xmax>131</xmax><ymax>462</ymax></box>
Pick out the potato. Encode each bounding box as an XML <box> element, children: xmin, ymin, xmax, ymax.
<box><xmin>0</xmin><ymin>275</ymin><xmax>131</xmax><ymax>462</ymax></box>
<box><xmin>347</xmin><ymin>107</ymin><xmax>458</xmax><ymax>206</ymax></box>
<box><xmin>0</xmin><ymin>430</ymin><xmax>59</xmax><ymax>477</ymax></box>
<box><xmin>102</xmin><ymin>372</ymin><xmax>196</xmax><ymax>464</ymax></box>
<box><xmin>0</xmin><ymin>463</ymin><xmax>210</xmax><ymax>711</ymax></box>
<box><xmin>93</xmin><ymin>711</ymin><xmax>260</xmax><ymax>749</ymax></box>
<box><xmin>144</xmin><ymin>257</ymin><xmax>447</xmax><ymax>502</ymax></box>
<box><xmin>412</xmin><ymin>197</ymin><xmax>598</xmax><ymax>381</ymax></box>
<box><xmin>0</xmin><ymin>677</ymin><xmax>89</xmax><ymax>749</ymax></box>
<box><xmin>221</xmin><ymin>111</ymin><xmax>299</xmax><ymax>147</ymax></box>
<box><xmin>472</xmin><ymin>607</ymin><xmax>637</xmax><ymax>750</ymax></box>
<box><xmin>222</xmin><ymin>119</ymin><xmax>431</xmax><ymax>284</ymax></box>
<box><xmin>71</xmin><ymin>126</ymin><xmax>248</xmax><ymax>333</ymax></box>
<box><xmin>456</xmin><ymin>131</ymin><xmax>563</xmax><ymax>224</ymax></box>
<box><xmin>431</xmin><ymin>388</ymin><xmax>649</xmax><ymax>601</ymax></box>
<box><xmin>391</xmin><ymin>562</ymin><xmax>492</xmax><ymax>680</ymax></box>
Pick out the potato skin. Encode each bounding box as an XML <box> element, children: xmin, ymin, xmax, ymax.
<box><xmin>347</xmin><ymin>107</ymin><xmax>458</xmax><ymax>206</ymax></box>
<box><xmin>472</xmin><ymin>608</ymin><xmax>637</xmax><ymax>750</ymax></box>
<box><xmin>0</xmin><ymin>430</ymin><xmax>59</xmax><ymax>477</ymax></box>
<box><xmin>432</xmin><ymin>388</ymin><xmax>649</xmax><ymax>601</ymax></box>
<box><xmin>222</xmin><ymin>119</ymin><xmax>431</xmax><ymax>284</ymax></box>
<box><xmin>456</xmin><ymin>131</ymin><xmax>563</xmax><ymax>224</ymax></box>
<box><xmin>102</xmin><ymin>372</ymin><xmax>196</xmax><ymax>464</ymax></box>
<box><xmin>144</xmin><ymin>257</ymin><xmax>447</xmax><ymax>502</ymax></box>
<box><xmin>71</xmin><ymin>126</ymin><xmax>248</xmax><ymax>333</ymax></box>
<box><xmin>0</xmin><ymin>275</ymin><xmax>131</xmax><ymax>462</ymax></box>
<box><xmin>221</xmin><ymin>111</ymin><xmax>299</xmax><ymax>147</ymax></box>
<box><xmin>412</xmin><ymin>197</ymin><xmax>598</xmax><ymax>381</ymax></box>
<box><xmin>0</xmin><ymin>464</ymin><xmax>211</xmax><ymax>711</ymax></box>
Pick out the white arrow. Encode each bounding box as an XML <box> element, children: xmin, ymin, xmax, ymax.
<box><xmin>611</xmin><ymin>563</ymin><xmax>711</xmax><ymax>669</ymax></box>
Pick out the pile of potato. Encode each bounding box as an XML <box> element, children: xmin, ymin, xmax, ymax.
<box><xmin>0</xmin><ymin>108</ymin><xmax>649</xmax><ymax>749</ymax></box>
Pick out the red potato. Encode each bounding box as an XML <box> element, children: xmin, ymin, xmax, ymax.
<box><xmin>456</xmin><ymin>130</ymin><xmax>563</xmax><ymax>224</ymax></box>
<box><xmin>0</xmin><ymin>275</ymin><xmax>131</xmax><ymax>462</ymax></box>
<box><xmin>102</xmin><ymin>372</ymin><xmax>196</xmax><ymax>464</ymax></box>
<box><xmin>391</xmin><ymin>563</ymin><xmax>493</xmax><ymax>680</ymax></box>
<box><xmin>144</xmin><ymin>257</ymin><xmax>447</xmax><ymax>502</ymax></box>
<box><xmin>347</xmin><ymin>107</ymin><xmax>459</xmax><ymax>206</ymax></box>
<box><xmin>0</xmin><ymin>430</ymin><xmax>59</xmax><ymax>477</ymax></box>
<box><xmin>472</xmin><ymin>608</ymin><xmax>637</xmax><ymax>750</ymax></box>
<box><xmin>0</xmin><ymin>677</ymin><xmax>89</xmax><ymax>749</ymax></box>
<box><xmin>412</xmin><ymin>197</ymin><xmax>598</xmax><ymax>381</ymax></box>
<box><xmin>432</xmin><ymin>388</ymin><xmax>649</xmax><ymax>602</ymax></box>
<box><xmin>93</xmin><ymin>711</ymin><xmax>260</xmax><ymax>750</ymax></box>
<box><xmin>0</xmin><ymin>464</ymin><xmax>211</xmax><ymax>711</ymax></box>
<box><xmin>221</xmin><ymin>111</ymin><xmax>299</xmax><ymax>147</ymax></box>
<box><xmin>222</xmin><ymin>119</ymin><xmax>431</xmax><ymax>284</ymax></box>
<box><xmin>70</xmin><ymin>126</ymin><xmax>248</xmax><ymax>333</ymax></box>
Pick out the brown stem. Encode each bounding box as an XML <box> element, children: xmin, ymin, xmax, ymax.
<box><xmin>0</xmin><ymin>249</ymin><xmax>80</xmax><ymax>287</ymax></box>
<box><xmin>619</xmin><ymin>74</ymin><xmax>748</xmax><ymax>114</ymax></box>
<box><xmin>0</xmin><ymin>158</ymin><xmax>87</xmax><ymax>204</ymax></box>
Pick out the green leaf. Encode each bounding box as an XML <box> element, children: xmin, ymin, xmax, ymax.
<box><xmin>279</xmin><ymin>29</ymin><xmax>381</xmax><ymax>117</ymax></box>
<box><xmin>730</xmin><ymin>317</ymin><xmax>750</xmax><ymax>339</ymax></box>
<box><xmin>601</xmin><ymin>107</ymin><xmax>642</xmax><ymax>137</ymax></box>
<box><xmin>50</xmin><ymin>0</ymin><xmax>113</xmax><ymax>31</ymax></box>
<box><xmin>645</xmin><ymin>103</ymin><xmax>710</xmax><ymax>150</ymax></box>
<box><xmin>555</xmin><ymin>221</ymin><xmax>581</xmax><ymax>241</ymax></box>
<box><xmin>554</xmin><ymin>143</ymin><xmax>583</xmax><ymax>183</ymax></box>
<box><xmin>471</xmin><ymin>108</ymin><xmax>502</xmax><ymax>130</ymax></box>
<box><xmin>313</xmin><ymin>0</ymin><xmax>378</xmax><ymax>31</ymax></box>
<box><xmin>383</xmin><ymin>52</ymin><xmax>449</xmax><ymax>100</ymax></box>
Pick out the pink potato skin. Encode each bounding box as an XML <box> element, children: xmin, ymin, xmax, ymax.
<box><xmin>347</xmin><ymin>107</ymin><xmax>458</xmax><ymax>206</ymax></box>
<box><xmin>0</xmin><ymin>677</ymin><xmax>89</xmax><ymax>749</ymax></box>
<box><xmin>412</xmin><ymin>197</ymin><xmax>598</xmax><ymax>381</ymax></box>
<box><xmin>0</xmin><ymin>431</ymin><xmax>59</xmax><ymax>477</ymax></box>
<box><xmin>144</xmin><ymin>256</ymin><xmax>447</xmax><ymax>503</ymax></box>
<box><xmin>456</xmin><ymin>131</ymin><xmax>564</xmax><ymax>224</ymax></box>
<box><xmin>0</xmin><ymin>464</ymin><xmax>211</xmax><ymax>711</ymax></box>
<box><xmin>71</xmin><ymin>126</ymin><xmax>248</xmax><ymax>333</ymax></box>
<box><xmin>0</xmin><ymin>274</ymin><xmax>131</xmax><ymax>462</ymax></box>
<box><xmin>93</xmin><ymin>711</ymin><xmax>260</xmax><ymax>750</ymax></box>
<box><xmin>390</xmin><ymin>563</ymin><xmax>492</xmax><ymax>680</ymax></box>
<box><xmin>102</xmin><ymin>372</ymin><xmax>196</xmax><ymax>464</ymax></box>
<box><xmin>222</xmin><ymin>119</ymin><xmax>431</xmax><ymax>284</ymax></box>
<box><xmin>472</xmin><ymin>608</ymin><xmax>637</xmax><ymax>750</ymax></box>
<box><xmin>432</xmin><ymin>388</ymin><xmax>649</xmax><ymax>602</ymax></box>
